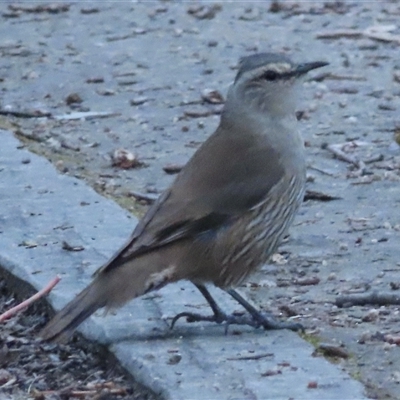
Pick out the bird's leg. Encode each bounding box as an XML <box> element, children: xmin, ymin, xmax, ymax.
<box><xmin>193</xmin><ymin>284</ymin><xmax>227</xmax><ymax>321</ymax></box>
<box><xmin>171</xmin><ymin>284</ymin><xmax>274</xmax><ymax>333</ymax></box>
<box><xmin>171</xmin><ymin>284</ymin><xmax>232</xmax><ymax>331</ymax></box>
<box><xmin>226</xmin><ymin>288</ymin><xmax>303</xmax><ymax>332</ymax></box>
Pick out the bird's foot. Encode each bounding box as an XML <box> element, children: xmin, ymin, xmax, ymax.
<box><xmin>170</xmin><ymin>309</ymin><xmax>303</xmax><ymax>333</ymax></box>
<box><xmin>170</xmin><ymin>310</ymin><xmax>256</xmax><ymax>334</ymax></box>
<box><xmin>225</xmin><ymin>288</ymin><xmax>304</xmax><ymax>332</ymax></box>
<box><xmin>249</xmin><ymin>311</ymin><xmax>304</xmax><ymax>332</ymax></box>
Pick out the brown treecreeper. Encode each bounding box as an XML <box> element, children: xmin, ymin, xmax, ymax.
<box><xmin>40</xmin><ymin>53</ymin><xmax>328</xmax><ymax>342</ymax></box>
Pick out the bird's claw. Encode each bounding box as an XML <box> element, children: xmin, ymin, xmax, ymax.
<box><xmin>252</xmin><ymin>312</ymin><xmax>304</xmax><ymax>332</ymax></box>
<box><xmin>170</xmin><ymin>311</ymin><xmax>221</xmax><ymax>330</ymax></box>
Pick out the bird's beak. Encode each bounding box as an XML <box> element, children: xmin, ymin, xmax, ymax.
<box><xmin>295</xmin><ymin>61</ymin><xmax>329</xmax><ymax>75</ymax></box>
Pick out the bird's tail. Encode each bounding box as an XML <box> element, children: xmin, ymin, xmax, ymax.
<box><xmin>40</xmin><ymin>252</ymin><xmax>177</xmax><ymax>342</ymax></box>
<box><xmin>39</xmin><ymin>278</ymin><xmax>108</xmax><ymax>343</ymax></box>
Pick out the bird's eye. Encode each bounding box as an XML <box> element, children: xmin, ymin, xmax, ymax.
<box><xmin>262</xmin><ymin>70</ymin><xmax>279</xmax><ymax>81</ymax></box>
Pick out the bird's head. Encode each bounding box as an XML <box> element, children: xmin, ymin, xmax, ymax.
<box><xmin>228</xmin><ymin>53</ymin><xmax>328</xmax><ymax>116</ymax></box>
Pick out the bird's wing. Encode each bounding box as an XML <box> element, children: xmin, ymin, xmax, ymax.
<box><xmin>94</xmin><ymin>189</ymin><xmax>171</xmax><ymax>275</ymax></box>
<box><xmin>98</xmin><ymin>126</ymin><xmax>285</xmax><ymax>274</ymax></box>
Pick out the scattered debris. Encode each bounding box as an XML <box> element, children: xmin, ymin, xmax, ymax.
<box><xmin>0</xmin><ymin>108</ymin><xmax>51</xmax><ymax>118</ymax></box>
<box><xmin>317</xmin><ymin>343</ymin><xmax>349</xmax><ymax>359</ymax></box>
<box><xmin>237</xmin><ymin>6</ymin><xmax>261</xmax><ymax>21</ymax></box>
<box><xmin>8</xmin><ymin>3</ymin><xmax>70</xmax><ymax>14</ymax></box>
<box><xmin>130</xmin><ymin>96</ymin><xmax>149</xmax><ymax>106</ymax></box>
<box><xmin>187</xmin><ymin>4</ymin><xmax>222</xmax><ymax>19</ymax></box>
<box><xmin>362</xmin><ymin>308</ymin><xmax>379</xmax><ymax>322</ymax></box>
<box><xmin>307</xmin><ymin>381</ymin><xmax>318</xmax><ymax>389</ymax></box>
<box><xmin>227</xmin><ymin>352</ymin><xmax>274</xmax><ymax>361</ymax></box>
<box><xmin>261</xmin><ymin>368</ymin><xmax>282</xmax><ymax>377</ymax></box>
<box><xmin>304</xmin><ymin>190</ymin><xmax>341</xmax><ymax>202</ymax></box>
<box><xmin>86</xmin><ymin>76</ymin><xmax>104</xmax><ymax>83</ymax></box>
<box><xmin>19</xmin><ymin>240</ymin><xmax>38</xmax><ymax>249</ymax></box>
<box><xmin>268</xmin><ymin>0</ymin><xmax>285</xmax><ymax>13</ymax></box>
<box><xmin>364</xmin><ymin>24</ymin><xmax>400</xmax><ymax>45</ymax></box>
<box><xmin>53</xmin><ymin>111</ymin><xmax>120</xmax><ymax>120</ymax></box>
<box><xmin>80</xmin><ymin>7</ymin><xmax>99</xmax><ymax>14</ymax></box>
<box><xmin>326</xmin><ymin>141</ymin><xmax>365</xmax><ymax>161</ymax></box>
<box><xmin>336</xmin><ymin>291</ymin><xmax>400</xmax><ymax>308</ymax></box>
<box><xmin>112</xmin><ymin>148</ymin><xmax>143</xmax><ymax>169</ymax></box>
<box><xmin>116</xmin><ymin>76</ymin><xmax>138</xmax><ymax>85</ymax></box>
<box><xmin>97</xmin><ymin>88</ymin><xmax>116</xmax><ymax>96</ymax></box>
<box><xmin>317</xmin><ymin>24</ymin><xmax>400</xmax><ymax>45</ymax></box>
<box><xmin>271</xmin><ymin>253</ymin><xmax>287</xmax><ymax>265</ymax></box>
<box><xmin>316</xmin><ymin>30</ymin><xmax>363</xmax><ymax>40</ymax></box>
<box><xmin>65</xmin><ymin>93</ymin><xmax>83</xmax><ymax>105</ymax></box>
<box><xmin>128</xmin><ymin>190</ymin><xmax>158</xmax><ymax>204</ymax></box>
<box><xmin>308</xmin><ymin>165</ymin><xmax>337</xmax><ymax>176</ymax></box>
<box><xmin>269</xmin><ymin>0</ymin><xmax>349</xmax><ymax>16</ymax></box>
<box><xmin>167</xmin><ymin>354</ymin><xmax>182</xmax><ymax>365</ymax></box>
<box><xmin>61</xmin><ymin>139</ymin><xmax>80</xmax><ymax>152</ymax></box>
<box><xmin>293</xmin><ymin>276</ymin><xmax>320</xmax><ymax>286</ymax></box>
<box><xmin>384</xmin><ymin>334</ymin><xmax>400</xmax><ymax>346</ymax></box>
<box><xmin>324</xmin><ymin>73</ymin><xmax>367</xmax><ymax>81</ymax></box>
<box><xmin>183</xmin><ymin>107</ymin><xmax>222</xmax><ymax>119</ymax></box>
<box><xmin>62</xmin><ymin>241</ymin><xmax>84</xmax><ymax>252</ymax></box>
<box><xmin>32</xmin><ymin>383</ymin><xmax>128</xmax><ymax>399</ymax></box>
<box><xmin>107</xmin><ymin>29</ymin><xmax>148</xmax><ymax>42</ymax></box>
<box><xmin>201</xmin><ymin>88</ymin><xmax>224</xmax><ymax>104</ymax></box>
<box><xmin>390</xmin><ymin>282</ymin><xmax>400</xmax><ymax>290</ymax></box>
<box><xmin>324</xmin><ymin>141</ymin><xmax>369</xmax><ymax>173</ymax></box>
<box><xmin>364</xmin><ymin>154</ymin><xmax>384</xmax><ymax>164</ymax></box>
<box><xmin>163</xmin><ymin>163</ymin><xmax>184</xmax><ymax>174</ymax></box>
<box><xmin>328</xmin><ymin>84</ymin><xmax>359</xmax><ymax>94</ymax></box>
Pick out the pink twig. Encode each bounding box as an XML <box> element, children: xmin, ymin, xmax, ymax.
<box><xmin>0</xmin><ymin>276</ymin><xmax>60</xmax><ymax>322</ymax></box>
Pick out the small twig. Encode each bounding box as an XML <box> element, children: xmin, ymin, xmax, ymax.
<box><xmin>227</xmin><ymin>352</ymin><xmax>274</xmax><ymax>361</ymax></box>
<box><xmin>34</xmin><ymin>388</ymin><xmax>127</xmax><ymax>398</ymax></box>
<box><xmin>34</xmin><ymin>382</ymin><xmax>128</xmax><ymax>399</ymax></box>
<box><xmin>316</xmin><ymin>29</ymin><xmax>363</xmax><ymax>40</ymax></box>
<box><xmin>325</xmin><ymin>142</ymin><xmax>369</xmax><ymax>174</ymax></box>
<box><xmin>0</xmin><ymin>109</ymin><xmax>52</xmax><ymax>118</ymax></box>
<box><xmin>293</xmin><ymin>276</ymin><xmax>320</xmax><ymax>286</ymax></box>
<box><xmin>350</xmin><ymin>176</ymin><xmax>378</xmax><ymax>185</ymax></box>
<box><xmin>0</xmin><ymin>276</ymin><xmax>60</xmax><ymax>322</ymax></box>
<box><xmin>128</xmin><ymin>190</ymin><xmax>158</xmax><ymax>204</ymax></box>
<box><xmin>326</xmin><ymin>143</ymin><xmax>360</xmax><ymax>167</ymax></box>
<box><xmin>308</xmin><ymin>165</ymin><xmax>336</xmax><ymax>177</ymax></box>
<box><xmin>316</xmin><ymin>27</ymin><xmax>400</xmax><ymax>45</ymax></box>
<box><xmin>364</xmin><ymin>154</ymin><xmax>384</xmax><ymax>164</ymax></box>
<box><xmin>363</xmin><ymin>25</ymin><xmax>400</xmax><ymax>45</ymax></box>
<box><xmin>304</xmin><ymin>190</ymin><xmax>341</xmax><ymax>202</ymax></box>
<box><xmin>9</xmin><ymin>3</ymin><xmax>70</xmax><ymax>13</ymax></box>
<box><xmin>182</xmin><ymin>107</ymin><xmax>222</xmax><ymax>119</ymax></box>
<box><xmin>336</xmin><ymin>291</ymin><xmax>400</xmax><ymax>308</ymax></box>
<box><xmin>0</xmin><ymin>377</ymin><xmax>17</xmax><ymax>389</ymax></box>
<box><xmin>323</xmin><ymin>73</ymin><xmax>366</xmax><ymax>82</ymax></box>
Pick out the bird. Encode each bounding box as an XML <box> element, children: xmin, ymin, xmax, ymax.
<box><xmin>40</xmin><ymin>52</ymin><xmax>328</xmax><ymax>342</ymax></box>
